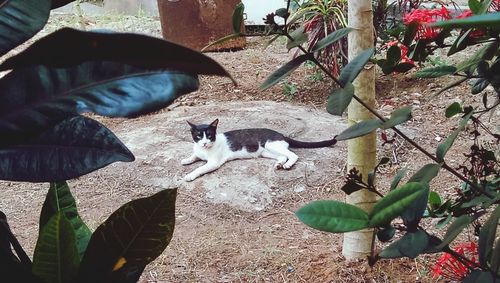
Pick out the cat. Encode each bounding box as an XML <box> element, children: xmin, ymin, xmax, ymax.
<box><xmin>181</xmin><ymin>119</ymin><xmax>337</xmax><ymax>182</ymax></box>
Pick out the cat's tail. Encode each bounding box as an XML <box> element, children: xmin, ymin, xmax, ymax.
<box><xmin>284</xmin><ymin>136</ymin><xmax>337</xmax><ymax>148</ymax></box>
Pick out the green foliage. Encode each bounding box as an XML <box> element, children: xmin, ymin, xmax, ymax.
<box><xmin>0</xmin><ymin>1</ymin><xmax>231</xmax><ymax>282</ymax></box>
<box><xmin>296</xmin><ymin>200</ymin><xmax>369</xmax><ymax>233</ymax></box>
<box><xmin>232</xmin><ymin>2</ymin><xmax>245</xmax><ymax>33</ymax></box>
<box><xmin>339</xmin><ymin>48</ymin><xmax>375</xmax><ymax>86</ymax></box>
<box><xmin>381</xmin><ymin>106</ymin><xmax>412</xmax><ymax>129</ymax></box>
<box><xmin>436</xmin><ymin>111</ymin><xmax>473</xmax><ymax>162</ymax></box>
<box><xmin>260</xmin><ymin>54</ymin><xmax>312</xmax><ymax>90</ymax></box>
<box><xmin>312</xmin><ymin>27</ymin><xmax>353</xmax><ymax>52</ymax></box>
<box><xmin>336</xmin><ymin>119</ymin><xmax>382</xmax><ymax>141</ymax></box>
<box><xmin>326</xmin><ymin>83</ymin><xmax>354</xmax><ymax>116</ymax></box>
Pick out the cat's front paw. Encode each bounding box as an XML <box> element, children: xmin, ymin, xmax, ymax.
<box><xmin>184</xmin><ymin>173</ymin><xmax>198</xmax><ymax>182</ymax></box>
<box><xmin>181</xmin><ymin>158</ymin><xmax>192</xmax><ymax>165</ymax></box>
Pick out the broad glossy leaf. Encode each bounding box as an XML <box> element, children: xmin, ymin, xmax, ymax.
<box><xmin>408</xmin><ymin>163</ymin><xmax>441</xmax><ymax>184</ymax></box>
<box><xmin>40</xmin><ymin>182</ymin><xmax>91</xmax><ymax>258</ymax></box>
<box><xmin>377</xmin><ymin>226</ymin><xmax>396</xmax><ymax>242</ymax></box>
<box><xmin>296</xmin><ymin>200</ymin><xmax>369</xmax><ymax>233</ymax></box>
<box><xmin>0</xmin><ymin>28</ymin><xmax>233</xmax><ymax>82</ymax></box>
<box><xmin>232</xmin><ymin>2</ymin><xmax>245</xmax><ymax>33</ymax></box>
<box><xmin>445</xmin><ymin>102</ymin><xmax>463</xmax><ymax>118</ymax></box>
<box><xmin>472</xmin><ymin>78</ymin><xmax>489</xmax><ymax>94</ymax></box>
<box><xmin>478</xmin><ymin>205</ymin><xmax>500</xmax><ymax>266</ymax></box>
<box><xmin>386</xmin><ymin>45</ymin><xmax>401</xmax><ymax>65</ymax></box>
<box><xmin>0</xmin><ymin>212</ymin><xmax>31</xmax><ymax>266</ymax></box>
<box><xmin>415</xmin><ymin>66</ymin><xmax>457</xmax><ymax>78</ymax></box>
<box><xmin>436</xmin><ymin>111</ymin><xmax>473</xmax><ymax>162</ymax></box>
<box><xmin>428</xmin><ymin>191</ymin><xmax>442</xmax><ymax>208</ymax></box>
<box><xmin>275</xmin><ymin>8</ymin><xmax>289</xmax><ymax>18</ymax></box>
<box><xmin>463</xmin><ymin>270</ymin><xmax>497</xmax><ymax>283</ymax></box>
<box><xmin>448</xmin><ymin>29</ymin><xmax>472</xmax><ymax>56</ymax></box>
<box><xmin>401</xmin><ymin>184</ymin><xmax>429</xmax><ymax>228</ymax></box>
<box><xmin>382</xmin><ymin>106</ymin><xmax>412</xmax><ymax>129</ymax></box>
<box><xmin>326</xmin><ymin>83</ymin><xmax>354</xmax><ymax>116</ymax></box>
<box><xmin>457</xmin><ymin>42</ymin><xmax>500</xmax><ymax>73</ymax></box>
<box><xmin>78</xmin><ymin>189</ymin><xmax>177</xmax><ymax>283</ymax></box>
<box><xmin>469</xmin><ymin>0</ymin><xmax>481</xmax><ymax>14</ymax></box>
<box><xmin>0</xmin><ymin>0</ymin><xmax>51</xmax><ymax>57</ymax></box>
<box><xmin>436</xmin><ymin>215</ymin><xmax>474</xmax><ymax>250</ymax></box>
<box><xmin>260</xmin><ymin>54</ymin><xmax>312</xmax><ymax>91</ymax></box>
<box><xmin>312</xmin><ymin>27</ymin><xmax>353</xmax><ymax>52</ymax></box>
<box><xmin>369</xmin><ymin>182</ymin><xmax>427</xmax><ymax>227</ymax></box>
<box><xmin>0</xmin><ymin>62</ymin><xmax>199</xmax><ymax>148</ymax></box>
<box><xmin>431</xmin><ymin>12</ymin><xmax>500</xmax><ymax>29</ymax></box>
<box><xmin>379</xmin><ymin>230</ymin><xmax>429</xmax><ymax>259</ymax></box>
<box><xmin>33</xmin><ymin>212</ymin><xmax>79</xmax><ymax>283</ymax></box>
<box><xmin>336</xmin><ymin>119</ymin><xmax>382</xmax><ymax>141</ymax></box>
<box><xmin>478</xmin><ymin>0</ymin><xmax>493</xmax><ymax>14</ymax></box>
<box><xmin>0</xmin><ymin>115</ymin><xmax>134</xmax><ymax>182</ymax></box>
<box><xmin>51</xmin><ymin>0</ymin><xmax>75</xmax><ymax>9</ymax></box>
<box><xmin>286</xmin><ymin>26</ymin><xmax>308</xmax><ymax>50</ymax></box>
<box><xmin>389</xmin><ymin>168</ymin><xmax>407</xmax><ymax>191</ymax></box>
<box><xmin>339</xmin><ymin>48</ymin><xmax>374</xmax><ymax>86</ymax></box>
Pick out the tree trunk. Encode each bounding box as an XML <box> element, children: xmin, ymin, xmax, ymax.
<box><xmin>342</xmin><ymin>0</ymin><xmax>378</xmax><ymax>259</ymax></box>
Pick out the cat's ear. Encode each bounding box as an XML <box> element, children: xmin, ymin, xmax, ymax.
<box><xmin>187</xmin><ymin>121</ymin><xmax>196</xmax><ymax>129</ymax></box>
<box><xmin>210</xmin><ymin>119</ymin><xmax>219</xmax><ymax>128</ymax></box>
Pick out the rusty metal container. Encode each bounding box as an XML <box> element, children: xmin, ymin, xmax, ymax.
<box><xmin>157</xmin><ymin>0</ymin><xmax>246</xmax><ymax>51</ymax></box>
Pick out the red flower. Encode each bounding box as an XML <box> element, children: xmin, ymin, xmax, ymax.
<box><xmin>385</xmin><ymin>40</ymin><xmax>415</xmax><ymax>65</ymax></box>
<box><xmin>403</xmin><ymin>6</ymin><xmax>451</xmax><ymax>40</ymax></box>
<box><xmin>432</xmin><ymin>242</ymin><xmax>478</xmax><ymax>281</ymax></box>
<box><xmin>490</xmin><ymin>0</ymin><xmax>500</xmax><ymax>12</ymax></box>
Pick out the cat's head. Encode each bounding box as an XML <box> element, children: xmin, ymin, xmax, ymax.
<box><xmin>187</xmin><ymin>119</ymin><xmax>218</xmax><ymax>149</ymax></box>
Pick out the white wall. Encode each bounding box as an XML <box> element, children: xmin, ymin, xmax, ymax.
<box><xmin>242</xmin><ymin>0</ymin><xmax>287</xmax><ymax>25</ymax></box>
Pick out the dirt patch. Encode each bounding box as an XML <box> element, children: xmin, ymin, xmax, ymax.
<box><xmin>0</xmin><ymin>12</ymin><xmax>497</xmax><ymax>283</ymax></box>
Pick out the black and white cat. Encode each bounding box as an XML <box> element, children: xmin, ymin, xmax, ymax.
<box><xmin>181</xmin><ymin>119</ymin><xmax>337</xmax><ymax>182</ymax></box>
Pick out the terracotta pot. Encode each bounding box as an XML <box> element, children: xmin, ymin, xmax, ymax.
<box><xmin>157</xmin><ymin>0</ymin><xmax>246</xmax><ymax>51</ymax></box>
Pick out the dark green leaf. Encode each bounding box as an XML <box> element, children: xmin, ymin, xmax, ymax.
<box><xmin>232</xmin><ymin>2</ymin><xmax>245</xmax><ymax>33</ymax></box>
<box><xmin>286</xmin><ymin>26</ymin><xmax>308</xmax><ymax>50</ymax></box>
<box><xmin>326</xmin><ymin>83</ymin><xmax>354</xmax><ymax>116</ymax></box>
<box><xmin>435</xmin><ymin>215</ymin><xmax>474</xmax><ymax>250</ymax></box>
<box><xmin>339</xmin><ymin>48</ymin><xmax>374</xmax><ymax>86</ymax></box>
<box><xmin>0</xmin><ymin>212</ymin><xmax>31</xmax><ymax>267</ymax></box>
<box><xmin>33</xmin><ymin>212</ymin><xmax>79</xmax><ymax>283</ymax></box>
<box><xmin>52</xmin><ymin>1</ymin><xmax>75</xmax><ymax>9</ymax></box>
<box><xmin>40</xmin><ymin>182</ymin><xmax>91</xmax><ymax>258</ymax></box>
<box><xmin>408</xmin><ymin>163</ymin><xmax>441</xmax><ymax>184</ymax></box>
<box><xmin>201</xmin><ymin>33</ymin><xmax>242</xmax><ymax>52</ymax></box>
<box><xmin>436</xmin><ymin>214</ymin><xmax>453</xmax><ymax>229</ymax></box>
<box><xmin>401</xmin><ymin>184</ymin><xmax>429</xmax><ymax>228</ymax></box>
<box><xmin>340</xmin><ymin>180</ymin><xmax>365</xmax><ymax>195</ymax></box>
<box><xmin>0</xmin><ymin>116</ymin><xmax>134</xmax><ymax>182</ymax></box>
<box><xmin>469</xmin><ymin>0</ymin><xmax>481</xmax><ymax>14</ymax></box>
<box><xmin>431</xmin><ymin>12</ymin><xmax>500</xmax><ymax>29</ymax></box>
<box><xmin>403</xmin><ymin>22</ymin><xmax>418</xmax><ymax>46</ymax></box>
<box><xmin>436</xmin><ymin>111</ymin><xmax>473</xmax><ymax>162</ymax></box>
<box><xmin>377</xmin><ymin>226</ymin><xmax>396</xmax><ymax>242</ymax></box>
<box><xmin>415</xmin><ymin>66</ymin><xmax>457</xmax><ymax>78</ymax></box>
<box><xmin>379</xmin><ymin>229</ymin><xmax>429</xmax><ymax>259</ymax></box>
<box><xmin>478</xmin><ymin>0</ymin><xmax>494</xmax><ymax>14</ymax></box>
<box><xmin>260</xmin><ymin>54</ymin><xmax>311</xmax><ymax>90</ymax></box>
<box><xmin>0</xmin><ymin>28</ymin><xmax>233</xmax><ymax>81</ymax></box>
<box><xmin>428</xmin><ymin>191</ymin><xmax>442</xmax><ymax>208</ymax></box>
<box><xmin>389</xmin><ymin>168</ymin><xmax>407</xmax><ymax>191</ymax></box>
<box><xmin>369</xmin><ymin>182</ymin><xmax>428</xmax><ymax>227</ymax></box>
<box><xmin>386</xmin><ymin>45</ymin><xmax>402</xmax><ymax>65</ymax></box>
<box><xmin>78</xmin><ymin>189</ymin><xmax>177</xmax><ymax>283</ymax></box>
<box><xmin>382</xmin><ymin>106</ymin><xmax>412</xmax><ymax>129</ymax></box>
<box><xmin>0</xmin><ymin>0</ymin><xmax>51</xmax><ymax>57</ymax></box>
<box><xmin>445</xmin><ymin>102</ymin><xmax>463</xmax><ymax>118</ymax></box>
<box><xmin>478</xmin><ymin>205</ymin><xmax>500</xmax><ymax>266</ymax></box>
<box><xmin>275</xmin><ymin>8</ymin><xmax>289</xmax><ymax>18</ymax></box>
<box><xmin>336</xmin><ymin>119</ymin><xmax>382</xmax><ymax>141</ymax></box>
<box><xmin>463</xmin><ymin>270</ymin><xmax>497</xmax><ymax>283</ymax></box>
<box><xmin>296</xmin><ymin>200</ymin><xmax>369</xmax><ymax>233</ymax></box>
<box><xmin>448</xmin><ymin>29</ymin><xmax>472</xmax><ymax>56</ymax></box>
<box><xmin>0</xmin><ymin>62</ymin><xmax>198</xmax><ymax>149</ymax></box>
<box><xmin>408</xmin><ymin>40</ymin><xmax>427</xmax><ymax>62</ymax></box>
<box><xmin>312</xmin><ymin>27</ymin><xmax>353</xmax><ymax>52</ymax></box>
<box><xmin>457</xmin><ymin>42</ymin><xmax>500</xmax><ymax>73</ymax></box>
<box><xmin>393</xmin><ymin>62</ymin><xmax>415</xmax><ymax>73</ymax></box>
<box><xmin>472</xmin><ymin>78</ymin><xmax>490</xmax><ymax>94</ymax></box>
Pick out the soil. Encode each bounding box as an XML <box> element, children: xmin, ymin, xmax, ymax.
<box><xmin>0</xmin><ymin>11</ymin><xmax>498</xmax><ymax>283</ymax></box>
